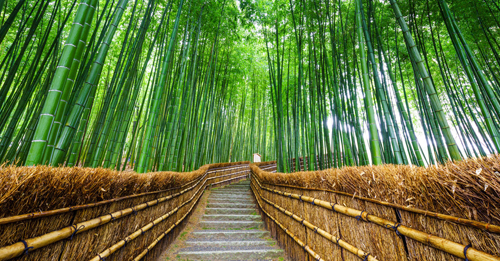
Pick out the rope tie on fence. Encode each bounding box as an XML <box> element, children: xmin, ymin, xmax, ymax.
<box><xmin>20</xmin><ymin>240</ymin><xmax>33</xmax><ymax>255</ymax></box>
<box><xmin>98</xmin><ymin>254</ymin><xmax>105</xmax><ymax>260</ymax></box>
<box><xmin>385</xmin><ymin>223</ymin><xmax>402</xmax><ymax>237</ymax></box>
<box><xmin>331</xmin><ymin>203</ymin><xmax>337</xmax><ymax>212</ymax></box>
<box><xmin>156</xmin><ymin>199</ymin><xmax>160</xmax><ymax>205</ymax></box>
<box><xmin>69</xmin><ymin>225</ymin><xmax>85</xmax><ymax>240</ymax></box>
<box><xmin>124</xmin><ymin>238</ymin><xmax>128</xmax><ymax>246</ymax></box>
<box><xmin>464</xmin><ymin>243</ymin><xmax>472</xmax><ymax>261</ymax></box>
<box><xmin>301</xmin><ymin>219</ymin><xmax>305</xmax><ymax>226</ymax></box>
<box><xmin>140</xmin><ymin>228</ymin><xmax>145</xmax><ymax>235</ymax></box>
<box><xmin>132</xmin><ymin>207</ymin><xmax>138</xmax><ymax>215</ymax></box>
<box><xmin>355</xmin><ymin>211</ymin><xmax>366</xmax><ymax>221</ymax></box>
<box><xmin>363</xmin><ymin>253</ymin><xmax>371</xmax><ymax>261</ymax></box>
<box><xmin>109</xmin><ymin>213</ymin><xmax>115</xmax><ymax>221</ymax></box>
<box><xmin>299</xmin><ymin>195</ymin><xmax>303</xmax><ymax>202</ymax></box>
<box><xmin>314</xmin><ymin>227</ymin><xmax>319</xmax><ymax>233</ymax></box>
<box><xmin>336</xmin><ymin>237</ymin><xmax>341</xmax><ymax>245</ymax></box>
<box><xmin>146</xmin><ymin>202</ymin><xmax>150</xmax><ymax>207</ymax></box>
<box><xmin>311</xmin><ymin>198</ymin><xmax>316</xmax><ymax>205</ymax></box>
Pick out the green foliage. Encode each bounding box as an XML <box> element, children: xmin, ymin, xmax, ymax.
<box><xmin>0</xmin><ymin>0</ymin><xmax>498</xmax><ymax>171</ymax></box>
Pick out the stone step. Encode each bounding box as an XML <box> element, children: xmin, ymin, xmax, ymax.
<box><xmin>207</xmin><ymin>199</ymin><xmax>254</xmax><ymax>205</ymax></box>
<box><xmin>203</xmin><ymin>214</ymin><xmax>261</xmax><ymax>221</ymax></box>
<box><xmin>185</xmin><ymin>239</ymin><xmax>274</xmax><ymax>248</ymax></box>
<box><xmin>205</xmin><ymin>208</ymin><xmax>256</xmax><ymax>214</ymax></box>
<box><xmin>199</xmin><ymin>220</ymin><xmax>264</xmax><ymax>229</ymax></box>
<box><xmin>211</xmin><ymin>189</ymin><xmax>251</xmax><ymax>193</ymax></box>
<box><xmin>207</xmin><ymin>202</ymin><xmax>255</xmax><ymax>208</ymax></box>
<box><xmin>212</xmin><ymin>186</ymin><xmax>250</xmax><ymax>190</ymax></box>
<box><xmin>209</xmin><ymin>192</ymin><xmax>253</xmax><ymax>196</ymax></box>
<box><xmin>208</xmin><ymin>195</ymin><xmax>254</xmax><ymax>201</ymax></box>
<box><xmin>177</xmin><ymin>247</ymin><xmax>284</xmax><ymax>260</ymax></box>
<box><xmin>190</xmin><ymin>230</ymin><xmax>270</xmax><ymax>239</ymax></box>
<box><xmin>226</xmin><ymin>184</ymin><xmax>251</xmax><ymax>187</ymax></box>
<box><xmin>214</xmin><ymin>188</ymin><xmax>251</xmax><ymax>192</ymax></box>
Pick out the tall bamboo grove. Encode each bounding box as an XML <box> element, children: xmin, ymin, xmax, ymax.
<box><xmin>0</xmin><ymin>0</ymin><xmax>498</xmax><ymax>173</ymax></box>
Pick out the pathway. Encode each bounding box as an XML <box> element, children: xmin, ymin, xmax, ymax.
<box><xmin>165</xmin><ymin>179</ymin><xmax>286</xmax><ymax>260</ymax></box>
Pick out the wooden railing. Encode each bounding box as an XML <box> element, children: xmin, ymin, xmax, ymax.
<box><xmin>0</xmin><ymin>162</ymin><xmax>249</xmax><ymax>261</ymax></box>
<box><xmin>251</xmin><ymin>160</ymin><xmax>500</xmax><ymax>261</ymax></box>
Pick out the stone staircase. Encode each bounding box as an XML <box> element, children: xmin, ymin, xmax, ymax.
<box><xmin>167</xmin><ymin>180</ymin><xmax>285</xmax><ymax>260</ymax></box>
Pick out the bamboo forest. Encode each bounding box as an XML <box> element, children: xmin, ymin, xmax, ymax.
<box><xmin>0</xmin><ymin>0</ymin><xmax>499</xmax><ymax>173</ymax></box>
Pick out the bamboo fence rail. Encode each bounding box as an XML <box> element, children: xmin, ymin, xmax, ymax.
<box><xmin>0</xmin><ymin>165</ymin><xmax>248</xmax><ymax>226</ymax></box>
<box><xmin>0</xmin><ymin>162</ymin><xmax>249</xmax><ymax>261</ymax></box>
<box><xmin>262</xmin><ymin>181</ymin><xmax>500</xmax><ymax>234</ymax></box>
<box><xmin>91</xmin><ymin>170</ymin><xmax>249</xmax><ymax>261</ymax></box>
<box><xmin>252</xmin><ymin>180</ymin><xmax>324</xmax><ymax>261</ymax></box>
<box><xmin>251</xmin><ymin>180</ymin><xmax>377</xmax><ymax>261</ymax></box>
<box><xmin>251</xmin><ymin>158</ymin><xmax>500</xmax><ymax>261</ymax></box>
<box><xmin>132</xmin><ymin>174</ymin><xmax>248</xmax><ymax>261</ymax></box>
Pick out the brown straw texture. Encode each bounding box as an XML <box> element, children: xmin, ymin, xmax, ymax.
<box><xmin>251</xmin><ymin>156</ymin><xmax>500</xmax><ymax>261</ymax></box>
<box><xmin>0</xmin><ymin>162</ymin><xmax>249</xmax><ymax>261</ymax></box>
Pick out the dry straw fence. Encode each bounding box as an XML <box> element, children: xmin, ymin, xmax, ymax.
<box><xmin>0</xmin><ymin>161</ymin><xmax>250</xmax><ymax>260</ymax></box>
<box><xmin>251</xmin><ymin>157</ymin><xmax>500</xmax><ymax>261</ymax></box>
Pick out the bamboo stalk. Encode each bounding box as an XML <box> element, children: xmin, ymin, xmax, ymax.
<box><xmin>251</xmin><ymin>179</ymin><xmax>377</xmax><ymax>261</ymax></box>
<box><xmin>252</xmin><ymin>174</ymin><xmax>500</xmax><ymax>261</ymax></box>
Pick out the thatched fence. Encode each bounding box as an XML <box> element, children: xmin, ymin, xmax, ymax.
<box><xmin>0</xmin><ymin>162</ymin><xmax>250</xmax><ymax>260</ymax></box>
<box><xmin>251</xmin><ymin>157</ymin><xmax>500</xmax><ymax>261</ymax></box>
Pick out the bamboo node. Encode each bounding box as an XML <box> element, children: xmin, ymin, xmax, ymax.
<box><xmin>464</xmin><ymin>243</ymin><xmax>472</xmax><ymax>261</ymax></box>
<box><xmin>20</xmin><ymin>240</ymin><xmax>33</xmax><ymax>256</ymax></box>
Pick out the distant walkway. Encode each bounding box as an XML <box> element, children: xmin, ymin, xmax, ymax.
<box><xmin>165</xmin><ymin>179</ymin><xmax>285</xmax><ymax>260</ymax></box>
